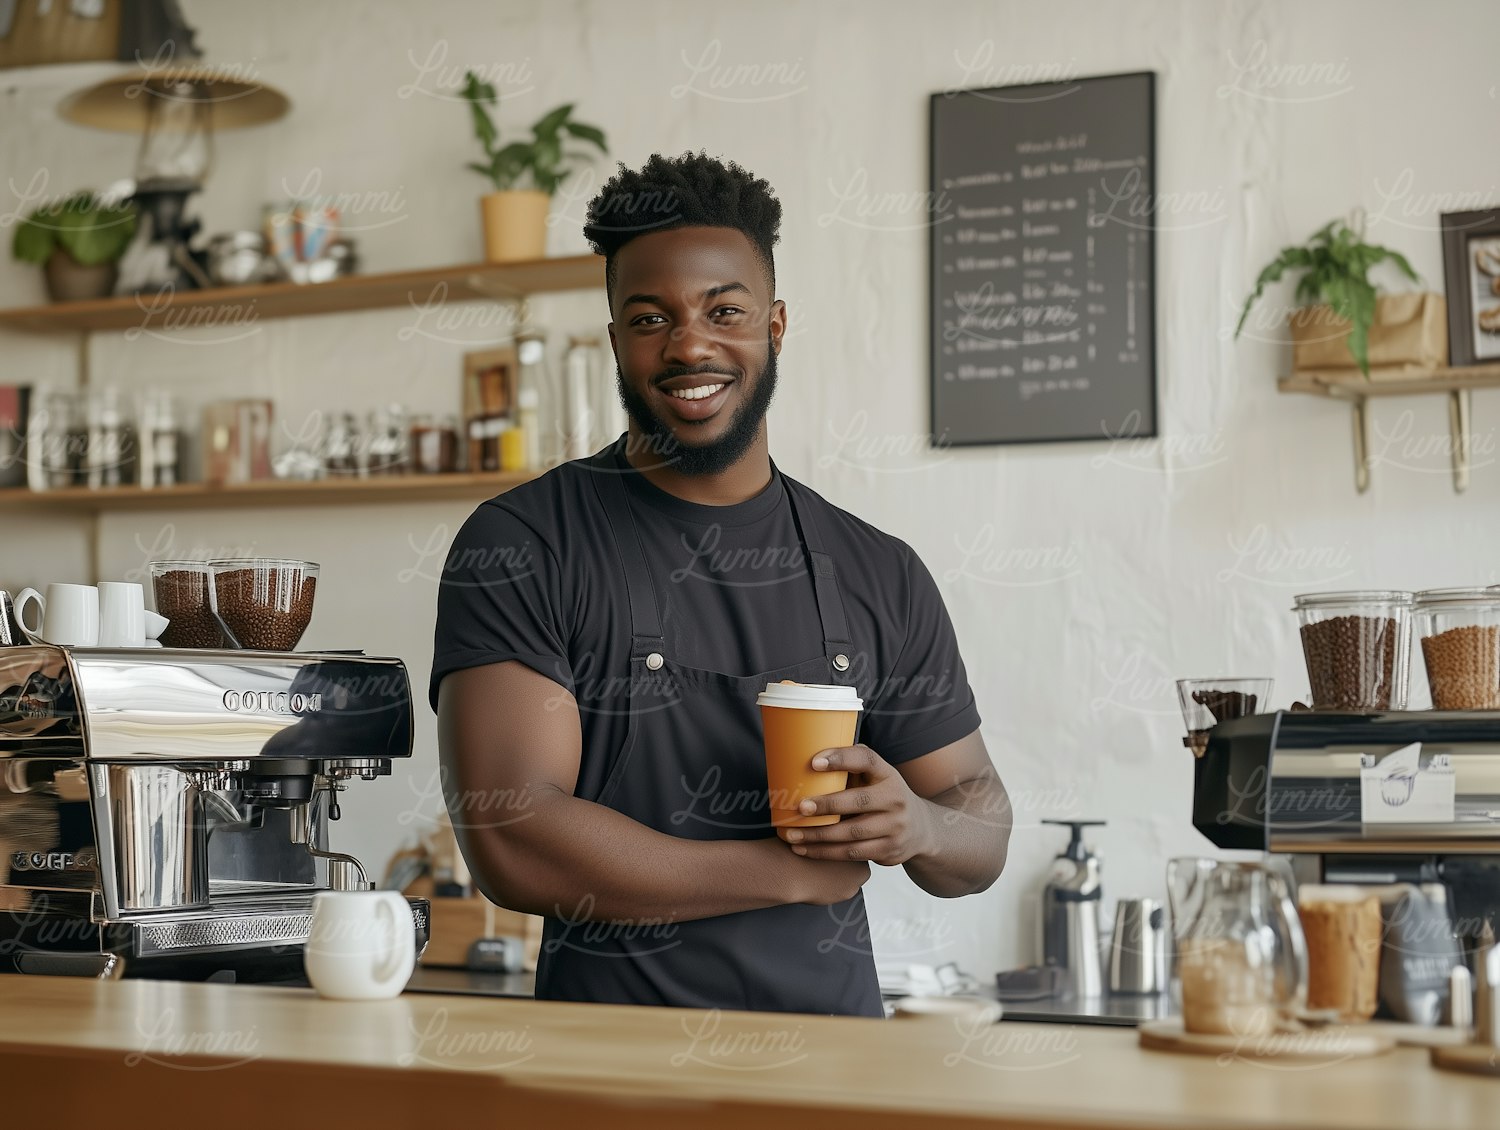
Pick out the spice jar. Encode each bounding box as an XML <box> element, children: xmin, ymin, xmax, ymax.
<box><xmin>1413</xmin><ymin>588</ymin><xmax>1500</xmax><ymax>710</ymax></box>
<box><xmin>84</xmin><ymin>386</ymin><xmax>136</xmax><ymax>488</ymax></box>
<box><xmin>324</xmin><ymin>412</ymin><xmax>360</xmax><ymax>478</ymax></box>
<box><xmin>410</xmin><ymin>413</ymin><xmax>460</xmax><ymax>474</ymax></box>
<box><xmin>1292</xmin><ymin>591</ymin><xmax>1413</xmax><ymax>711</ymax></box>
<box><xmin>366</xmin><ymin>404</ymin><xmax>407</xmax><ymax>476</ymax></box>
<box><xmin>137</xmin><ymin>390</ymin><xmax>180</xmax><ymax>488</ymax></box>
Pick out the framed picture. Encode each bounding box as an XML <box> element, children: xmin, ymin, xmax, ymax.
<box><xmin>462</xmin><ymin>345</ymin><xmax>519</xmax><ymax>421</ymax></box>
<box><xmin>1440</xmin><ymin>208</ymin><xmax>1500</xmax><ymax>367</ymax></box>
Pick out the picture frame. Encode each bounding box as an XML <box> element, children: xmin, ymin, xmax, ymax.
<box><xmin>1440</xmin><ymin>208</ymin><xmax>1500</xmax><ymax>368</ymax></box>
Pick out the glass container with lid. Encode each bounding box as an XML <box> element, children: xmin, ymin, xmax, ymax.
<box><xmin>1413</xmin><ymin>587</ymin><xmax>1500</xmax><ymax>710</ymax></box>
<box><xmin>1291</xmin><ymin>591</ymin><xmax>1413</xmax><ymax>711</ymax></box>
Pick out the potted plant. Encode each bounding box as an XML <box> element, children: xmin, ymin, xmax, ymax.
<box><xmin>460</xmin><ymin>72</ymin><xmax>608</xmax><ymax>263</ymax></box>
<box><xmin>1235</xmin><ymin>217</ymin><xmax>1442</xmax><ymax>379</ymax></box>
<box><xmin>12</xmin><ymin>191</ymin><xmax>137</xmax><ymax>303</ymax></box>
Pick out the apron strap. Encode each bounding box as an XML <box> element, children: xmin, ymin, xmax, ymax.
<box><xmin>593</xmin><ymin>444</ymin><xmax>855</xmax><ymax>669</ymax></box>
<box><xmin>590</xmin><ymin>447</ymin><xmax>666</xmax><ymax>657</ymax></box>
<box><xmin>779</xmin><ymin>470</ymin><xmax>855</xmax><ymax>662</ymax></box>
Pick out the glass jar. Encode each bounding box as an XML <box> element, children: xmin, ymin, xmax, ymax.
<box><xmin>515</xmin><ymin>329</ymin><xmax>554</xmax><ymax>469</ymax></box>
<box><xmin>1413</xmin><ymin>588</ymin><xmax>1500</xmax><ymax>710</ymax></box>
<box><xmin>366</xmin><ymin>404</ymin><xmax>407</xmax><ymax>476</ymax></box>
<box><xmin>563</xmin><ymin>334</ymin><xmax>601</xmax><ymax>461</ymax></box>
<box><xmin>410</xmin><ymin>413</ymin><xmax>459</xmax><ymax>475</ymax></box>
<box><xmin>1292</xmin><ymin>590</ymin><xmax>1413</xmax><ymax>711</ymax></box>
<box><xmin>84</xmin><ymin>386</ymin><xmax>136</xmax><ymax>489</ymax></box>
<box><xmin>1168</xmin><ymin>857</ymin><xmax>1307</xmax><ymax>1035</ymax></box>
<box><xmin>137</xmin><ymin>389</ymin><xmax>180</xmax><ymax>488</ymax></box>
<box><xmin>26</xmin><ymin>389</ymin><xmax>80</xmax><ymax>490</ymax></box>
<box><xmin>149</xmin><ymin>560</ymin><xmax>220</xmax><ymax>648</ymax></box>
<box><xmin>324</xmin><ymin>412</ymin><xmax>360</xmax><ymax>478</ymax></box>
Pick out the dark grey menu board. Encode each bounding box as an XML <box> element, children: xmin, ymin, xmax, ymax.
<box><xmin>930</xmin><ymin>71</ymin><xmax>1156</xmax><ymax>446</ymax></box>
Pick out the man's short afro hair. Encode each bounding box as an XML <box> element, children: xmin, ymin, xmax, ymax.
<box><xmin>583</xmin><ymin>151</ymin><xmax>781</xmax><ymax>300</ymax></box>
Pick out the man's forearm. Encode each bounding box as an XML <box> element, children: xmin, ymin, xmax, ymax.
<box><xmin>453</xmin><ymin>785</ymin><xmax>806</xmax><ymax>923</ymax></box>
<box><xmin>903</xmin><ymin>769</ymin><xmax>1011</xmax><ymax>898</ymax></box>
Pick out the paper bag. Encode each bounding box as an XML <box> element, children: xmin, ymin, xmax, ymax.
<box><xmin>1291</xmin><ymin>292</ymin><xmax>1448</xmax><ymax>380</ymax></box>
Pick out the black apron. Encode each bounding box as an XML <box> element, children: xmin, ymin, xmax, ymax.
<box><xmin>534</xmin><ymin>450</ymin><xmax>884</xmax><ymax>1017</ymax></box>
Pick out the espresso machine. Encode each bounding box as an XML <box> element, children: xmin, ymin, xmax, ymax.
<box><xmin>1193</xmin><ymin>709</ymin><xmax>1500</xmax><ymax>946</ymax></box>
<box><xmin>0</xmin><ymin>644</ymin><xmax>429</xmax><ymax>980</ymax></box>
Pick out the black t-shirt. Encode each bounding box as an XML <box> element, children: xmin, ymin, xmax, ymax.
<box><xmin>431</xmin><ymin>439</ymin><xmax>981</xmax><ymax>794</ymax></box>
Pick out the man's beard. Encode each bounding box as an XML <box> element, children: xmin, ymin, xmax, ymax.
<box><xmin>615</xmin><ymin>333</ymin><xmax>778</xmax><ymax>476</ymax></box>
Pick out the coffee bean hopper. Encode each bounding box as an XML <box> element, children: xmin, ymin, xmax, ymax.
<box><xmin>0</xmin><ymin>644</ymin><xmax>428</xmax><ymax>980</ymax></box>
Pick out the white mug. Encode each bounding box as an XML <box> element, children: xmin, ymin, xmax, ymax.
<box><xmin>14</xmin><ymin>584</ymin><xmax>99</xmax><ymax>646</ymax></box>
<box><xmin>144</xmin><ymin>609</ymin><xmax>170</xmax><ymax>640</ymax></box>
<box><xmin>304</xmin><ymin>891</ymin><xmax>415</xmax><ymax>1000</ymax></box>
<box><xmin>98</xmin><ymin>582</ymin><xmax>146</xmax><ymax>647</ymax></box>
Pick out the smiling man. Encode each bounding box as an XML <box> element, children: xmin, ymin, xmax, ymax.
<box><xmin>433</xmin><ymin>151</ymin><xmax>1010</xmax><ymax>1017</ymax></box>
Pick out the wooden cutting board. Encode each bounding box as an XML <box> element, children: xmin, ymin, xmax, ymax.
<box><xmin>1431</xmin><ymin>1043</ymin><xmax>1500</xmax><ymax>1077</ymax></box>
<box><xmin>1140</xmin><ymin>1018</ymin><xmax>1395</xmax><ymax>1060</ymax></box>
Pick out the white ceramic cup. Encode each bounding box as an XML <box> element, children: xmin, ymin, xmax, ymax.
<box><xmin>304</xmin><ymin>891</ymin><xmax>415</xmax><ymax>1000</ymax></box>
<box><xmin>98</xmin><ymin>582</ymin><xmax>147</xmax><ymax>647</ymax></box>
<box><xmin>144</xmin><ymin>609</ymin><xmax>170</xmax><ymax>640</ymax></box>
<box><xmin>14</xmin><ymin>584</ymin><xmax>99</xmax><ymax>646</ymax></box>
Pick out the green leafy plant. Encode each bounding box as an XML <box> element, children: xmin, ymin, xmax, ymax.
<box><xmin>1235</xmin><ymin>218</ymin><xmax>1420</xmax><ymax>377</ymax></box>
<box><xmin>11</xmin><ymin>191</ymin><xmax>137</xmax><ymax>266</ymax></box>
<box><xmin>460</xmin><ymin>73</ymin><xmax>608</xmax><ymax>195</ymax></box>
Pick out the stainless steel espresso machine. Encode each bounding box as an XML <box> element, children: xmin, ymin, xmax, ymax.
<box><xmin>0</xmin><ymin>644</ymin><xmax>429</xmax><ymax>980</ymax></box>
<box><xmin>1193</xmin><ymin>710</ymin><xmax>1500</xmax><ymax>946</ymax></box>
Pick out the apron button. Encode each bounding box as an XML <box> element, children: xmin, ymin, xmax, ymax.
<box><xmin>833</xmin><ymin>653</ymin><xmax>850</xmax><ymax>672</ymax></box>
<box><xmin>645</xmin><ymin>652</ymin><xmax>664</xmax><ymax>671</ymax></box>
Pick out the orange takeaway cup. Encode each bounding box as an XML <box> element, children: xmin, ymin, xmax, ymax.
<box><xmin>756</xmin><ymin>680</ymin><xmax>863</xmax><ymax>828</ymax></box>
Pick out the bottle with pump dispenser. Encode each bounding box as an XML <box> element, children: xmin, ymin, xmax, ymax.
<box><xmin>1040</xmin><ymin>819</ymin><xmax>1106</xmax><ymax>1000</ymax></box>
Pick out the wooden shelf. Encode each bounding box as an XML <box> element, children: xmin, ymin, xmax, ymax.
<box><xmin>0</xmin><ymin>471</ymin><xmax>538</xmax><ymax>513</ymax></box>
<box><xmin>0</xmin><ymin>255</ymin><xmax>603</xmax><ymax>334</ymax></box>
<box><xmin>1278</xmin><ymin>364</ymin><xmax>1500</xmax><ymax>494</ymax></box>
<box><xmin>1278</xmin><ymin>363</ymin><xmax>1500</xmax><ymax>399</ymax></box>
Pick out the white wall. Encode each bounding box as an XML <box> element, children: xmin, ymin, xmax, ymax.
<box><xmin>3</xmin><ymin>0</ymin><xmax>1496</xmax><ymax>982</ymax></box>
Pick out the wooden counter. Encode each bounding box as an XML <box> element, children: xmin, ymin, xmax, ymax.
<box><xmin>0</xmin><ymin>975</ymin><xmax>1493</xmax><ymax>1129</ymax></box>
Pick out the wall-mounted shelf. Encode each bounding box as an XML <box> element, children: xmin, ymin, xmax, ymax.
<box><xmin>0</xmin><ymin>256</ymin><xmax>603</xmax><ymax>581</ymax></box>
<box><xmin>0</xmin><ymin>254</ymin><xmax>604</xmax><ymax>334</ymax></box>
<box><xmin>0</xmin><ymin>471</ymin><xmax>538</xmax><ymax>514</ymax></box>
<box><xmin>1278</xmin><ymin>364</ymin><xmax>1500</xmax><ymax>494</ymax></box>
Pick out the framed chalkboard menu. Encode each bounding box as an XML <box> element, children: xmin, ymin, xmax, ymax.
<box><xmin>930</xmin><ymin>71</ymin><xmax>1156</xmax><ymax>446</ymax></box>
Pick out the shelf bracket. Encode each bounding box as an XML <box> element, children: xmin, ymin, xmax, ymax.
<box><xmin>1449</xmin><ymin>389</ymin><xmax>1471</xmax><ymax>494</ymax></box>
<box><xmin>1350</xmin><ymin>396</ymin><xmax>1370</xmax><ymax>494</ymax></box>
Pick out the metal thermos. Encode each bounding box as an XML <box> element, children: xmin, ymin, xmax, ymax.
<box><xmin>1040</xmin><ymin>819</ymin><xmax>1105</xmax><ymax>1000</ymax></box>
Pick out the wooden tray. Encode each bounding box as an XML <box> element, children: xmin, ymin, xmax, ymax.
<box><xmin>1140</xmin><ymin>1018</ymin><xmax>1394</xmax><ymax>1060</ymax></box>
<box><xmin>1431</xmin><ymin>1043</ymin><xmax>1500</xmax><ymax>1077</ymax></box>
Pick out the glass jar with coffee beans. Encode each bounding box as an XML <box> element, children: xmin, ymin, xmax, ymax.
<box><xmin>1293</xmin><ymin>591</ymin><xmax>1413</xmax><ymax>711</ymax></box>
<box><xmin>149</xmin><ymin>560</ymin><xmax>222</xmax><ymax>648</ymax></box>
<box><xmin>1413</xmin><ymin>588</ymin><xmax>1500</xmax><ymax>711</ymax></box>
<box><xmin>209</xmin><ymin>559</ymin><xmax>319</xmax><ymax>651</ymax></box>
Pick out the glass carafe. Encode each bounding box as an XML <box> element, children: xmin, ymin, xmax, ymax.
<box><xmin>1167</xmin><ymin>857</ymin><xmax>1307</xmax><ymax>1036</ymax></box>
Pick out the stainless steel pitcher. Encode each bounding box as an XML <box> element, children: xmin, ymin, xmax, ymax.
<box><xmin>1107</xmin><ymin>897</ymin><xmax>1169</xmax><ymax>994</ymax></box>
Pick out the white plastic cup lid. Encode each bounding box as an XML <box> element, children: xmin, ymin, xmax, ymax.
<box><xmin>755</xmin><ymin>681</ymin><xmax>863</xmax><ymax>711</ymax></box>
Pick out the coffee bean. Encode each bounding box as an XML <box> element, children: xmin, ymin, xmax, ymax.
<box><xmin>1299</xmin><ymin>615</ymin><xmax>1399</xmax><ymax>710</ymax></box>
<box><xmin>214</xmin><ymin>567</ymin><xmax>316</xmax><ymax>651</ymax></box>
<box><xmin>152</xmin><ymin>569</ymin><xmax>222</xmax><ymax>648</ymax></box>
<box><xmin>1420</xmin><ymin>624</ymin><xmax>1500</xmax><ymax>710</ymax></box>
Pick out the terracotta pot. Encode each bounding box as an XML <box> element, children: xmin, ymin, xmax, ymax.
<box><xmin>42</xmin><ymin>249</ymin><xmax>118</xmax><ymax>303</ymax></box>
<box><xmin>480</xmin><ymin>190</ymin><xmax>550</xmax><ymax>263</ymax></box>
<box><xmin>1289</xmin><ymin>292</ymin><xmax>1448</xmax><ymax>380</ymax></box>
